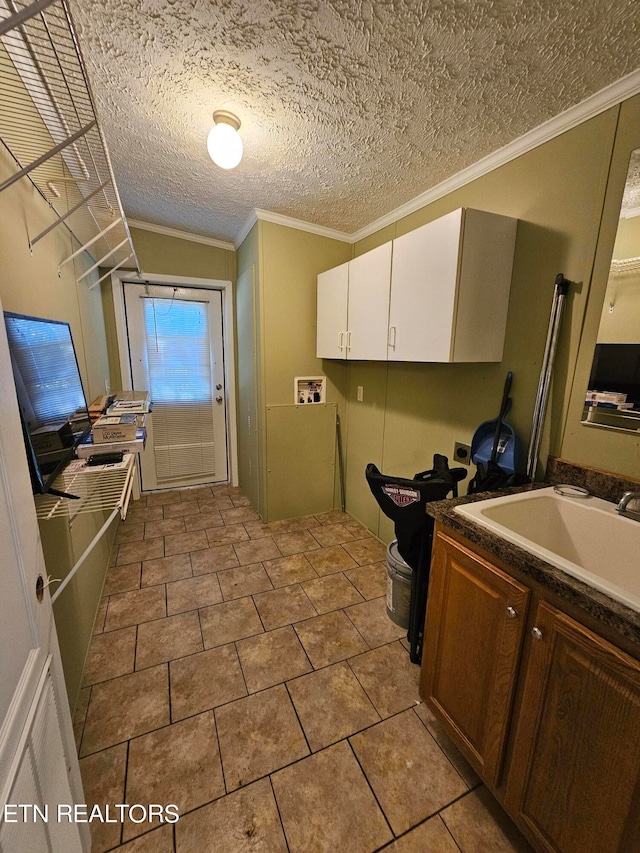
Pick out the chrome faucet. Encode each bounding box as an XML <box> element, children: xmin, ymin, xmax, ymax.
<box><xmin>616</xmin><ymin>491</ymin><xmax>640</xmax><ymax>522</ymax></box>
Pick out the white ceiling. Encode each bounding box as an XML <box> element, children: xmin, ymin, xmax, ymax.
<box><xmin>69</xmin><ymin>0</ymin><xmax>640</xmax><ymax>245</ymax></box>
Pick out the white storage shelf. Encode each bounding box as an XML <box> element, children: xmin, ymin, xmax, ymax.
<box><xmin>35</xmin><ymin>456</ymin><xmax>136</xmax><ymax>521</ymax></box>
<box><xmin>316</xmin><ymin>207</ymin><xmax>518</xmax><ymax>363</ymax></box>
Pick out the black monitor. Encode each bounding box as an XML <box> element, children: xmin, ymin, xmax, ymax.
<box><xmin>588</xmin><ymin>343</ymin><xmax>640</xmax><ymax>405</ymax></box>
<box><xmin>4</xmin><ymin>311</ymin><xmax>92</xmax><ymax>494</ymax></box>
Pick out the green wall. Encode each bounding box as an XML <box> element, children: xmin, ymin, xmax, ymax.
<box><xmin>0</xmin><ymin>143</ymin><xmax>116</xmax><ymax>711</ymax></box>
<box><xmin>129</xmin><ymin>226</ymin><xmax>236</xmax><ymax>280</ymax></box>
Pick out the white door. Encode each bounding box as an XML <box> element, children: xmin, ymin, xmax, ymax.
<box><xmin>388</xmin><ymin>209</ymin><xmax>462</xmax><ymax>362</ymax></box>
<box><xmin>0</xmin><ymin>299</ymin><xmax>88</xmax><ymax>852</ymax></box>
<box><xmin>347</xmin><ymin>242</ymin><xmax>392</xmax><ymax>360</ymax></box>
<box><xmin>124</xmin><ymin>283</ymin><xmax>229</xmax><ymax>491</ymax></box>
<box><xmin>316</xmin><ymin>261</ymin><xmax>349</xmax><ymax>359</ymax></box>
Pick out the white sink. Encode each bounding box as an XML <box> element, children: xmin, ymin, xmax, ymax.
<box><xmin>455</xmin><ymin>487</ymin><xmax>640</xmax><ymax>612</ymax></box>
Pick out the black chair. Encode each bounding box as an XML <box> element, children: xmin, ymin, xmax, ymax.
<box><xmin>365</xmin><ymin>455</ymin><xmax>466</xmax><ymax>663</ymax></box>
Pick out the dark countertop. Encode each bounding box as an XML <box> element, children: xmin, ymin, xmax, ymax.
<box><xmin>427</xmin><ymin>486</ymin><xmax>640</xmax><ymax>650</ymax></box>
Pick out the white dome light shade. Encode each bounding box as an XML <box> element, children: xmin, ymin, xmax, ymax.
<box><xmin>207</xmin><ymin>111</ymin><xmax>243</xmax><ymax>170</ymax></box>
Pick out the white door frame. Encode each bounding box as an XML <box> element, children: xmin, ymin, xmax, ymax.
<box><xmin>111</xmin><ymin>271</ymin><xmax>239</xmax><ymax>487</ymax></box>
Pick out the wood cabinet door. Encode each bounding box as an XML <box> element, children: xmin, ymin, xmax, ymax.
<box><xmin>388</xmin><ymin>209</ymin><xmax>462</xmax><ymax>362</ymax></box>
<box><xmin>347</xmin><ymin>242</ymin><xmax>392</xmax><ymax>360</ymax></box>
<box><xmin>505</xmin><ymin>601</ymin><xmax>640</xmax><ymax>853</ymax></box>
<box><xmin>421</xmin><ymin>531</ymin><xmax>530</xmax><ymax>786</ymax></box>
<box><xmin>316</xmin><ymin>261</ymin><xmax>349</xmax><ymax>358</ymax></box>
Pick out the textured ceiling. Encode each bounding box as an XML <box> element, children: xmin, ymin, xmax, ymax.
<box><xmin>69</xmin><ymin>0</ymin><xmax>640</xmax><ymax>243</ymax></box>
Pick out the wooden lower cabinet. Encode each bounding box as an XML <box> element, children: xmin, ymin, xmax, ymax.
<box><xmin>421</xmin><ymin>527</ymin><xmax>640</xmax><ymax>853</ymax></box>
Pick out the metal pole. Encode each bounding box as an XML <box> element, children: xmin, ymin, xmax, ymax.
<box><xmin>0</xmin><ymin>0</ymin><xmax>56</xmax><ymax>37</ymax></box>
<box><xmin>29</xmin><ymin>179</ymin><xmax>110</xmax><ymax>247</ymax></box>
<box><xmin>57</xmin><ymin>217</ymin><xmax>122</xmax><ymax>270</ymax></box>
<box><xmin>526</xmin><ymin>274</ymin><xmax>571</xmax><ymax>481</ymax></box>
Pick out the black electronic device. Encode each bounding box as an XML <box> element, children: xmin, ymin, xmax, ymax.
<box><xmin>86</xmin><ymin>452</ymin><xmax>125</xmax><ymax>466</ymax></box>
<box><xmin>4</xmin><ymin>312</ymin><xmax>92</xmax><ymax>495</ymax></box>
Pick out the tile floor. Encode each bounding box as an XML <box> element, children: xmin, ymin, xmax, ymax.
<box><xmin>73</xmin><ymin>483</ymin><xmax>534</xmax><ymax>853</ymax></box>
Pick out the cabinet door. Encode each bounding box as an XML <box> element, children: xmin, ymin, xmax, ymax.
<box><xmin>317</xmin><ymin>261</ymin><xmax>349</xmax><ymax>359</ymax></box>
<box><xmin>347</xmin><ymin>242</ymin><xmax>392</xmax><ymax>360</ymax></box>
<box><xmin>506</xmin><ymin>602</ymin><xmax>640</xmax><ymax>853</ymax></box>
<box><xmin>420</xmin><ymin>530</ymin><xmax>530</xmax><ymax>786</ymax></box>
<box><xmin>388</xmin><ymin>209</ymin><xmax>462</xmax><ymax>362</ymax></box>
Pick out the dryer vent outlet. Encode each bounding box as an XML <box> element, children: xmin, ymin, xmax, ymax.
<box><xmin>453</xmin><ymin>441</ymin><xmax>472</xmax><ymax>465</ymax></box>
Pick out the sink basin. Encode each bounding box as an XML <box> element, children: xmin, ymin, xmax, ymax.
<box><xmin>455</xmin><ymin>487</ymin><xmax>640</xmax><ymax>611</ymax></box>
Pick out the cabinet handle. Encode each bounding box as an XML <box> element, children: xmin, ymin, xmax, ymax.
<box><xmin>506</xmin><ymin>606</ymin><xmax>518</xmax><ymax>619</ymax></box>
<box><xmin>338</xmin><ymin>331</ymin><xmax>344</xmax><ymax>351</ymax></box>
<box><xmin>531</xmin><ymin>627</ymin><xmax>543</xmax><ymax>640</ymax></box>
<box><xmin>346</xmin><ymin>330</ymin><xmax>352</xmax><ymax>350</ymax></box>
<box><xmin>388</xmin><ymin>325</ymin><xmax>397</xmax><ymax>348</ymax></box>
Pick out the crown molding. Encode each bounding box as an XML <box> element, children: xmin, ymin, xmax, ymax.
<box><xmin>235</xmin><ymin>209</ymin><xmax>259</xmax><ymax>248</ymax></box>
<box><xmin>348</xmin><ymin>67</ymin><xmax>640</xmax><ymax>243</ymax></box>
<box><xmin>127</xmin><ymin>219</ymin><xmax>235</xmax><ymax>251</ymax></box>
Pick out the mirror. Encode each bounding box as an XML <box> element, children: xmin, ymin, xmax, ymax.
<box><xmin>582</xmin><ymin>148</ymin><xmax>640</xmax><ymax>433</ymax></box>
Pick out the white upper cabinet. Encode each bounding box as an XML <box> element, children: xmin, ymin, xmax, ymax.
<box><xmin>346</xmin><ymin>242</ymin><xmax>392</xmax><ymax>360</ymax></box>
<box><xmin>389</xmin><ymin>208</ymin><xmax>517</xmax><ymax>362</ymax></box>
<box><xmin>316</xmin><ymin>260</ymin><xmax>349</xmax><ymax>359</ymax></box>
<box><xmin>316</xmin><ymin>207</ymin><xmax>517</xmax><ymax>363</ymax></box>
<box><xmin>316</xmin><ymin>242</ymin><xmax>392</xmax><ymax>360</ymax></box>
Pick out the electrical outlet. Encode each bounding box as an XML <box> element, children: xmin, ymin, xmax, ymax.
<box><xmin>453</xmin><ymin>441</ymin><xmax>472</xmax><ymax>465</ymax></box>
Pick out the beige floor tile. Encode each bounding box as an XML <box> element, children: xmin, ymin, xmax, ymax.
<box><xmin>272</xmin><ymin>740</ymin><xmax>392</xmax><ymax>853</ymax></box>
<box><xmin>113</xmin><ymin>825</ymin><xmax>174</xmax><ymax>852</ymax></box>
<box><xmin>310</xmin><ymin>523</ymin><xmax>357</xmax><ymax>547</ymax></box>
<box><xmin>198</xmin><ymin>495</ymin><xmax>234</xmax><ymax>512</ymax></box>
<box><xmin>167</xmin><ymin>573</ymin><xmax>222</xmax><ymax>615</ymax></box>
<box><xmin>383</xmin><ymin>815</ymin><xmax>460</xmax><ymax>852</ymax></box>
<box><xmin>302</xmin><ymin>573</ymin><xmax>364</xmax><ymax>614</ymax></box>
<box><xmin>414</xmin><ymin>703</ymin><xmax>480</xmax><ymax>789</ymax></box>
<box><xmin>218</xmin><ymin>563</ymin><xmax>273</xmax><ymax>600</ymax></box>
<box><xmin>294</xmin><ymin>611</ymin><xmax>368</xmax><ymax>668</ymax></box>
<box><xmin>350</xmin><ymin>709</ymin><xmax>468</xmax><ymax>835</ymax></box>
<box><xmin>72</xmin><ymin>687</ymin><xmax>91</xmax><ymax>751</ymax></box>
<box><xmin>104</xmin><ymin>586</ymin><xmax>166</xmax><ymax>632</ymax></box>
<box><xmin>141</xmin><ymin>553</ymin><xmax>192</xmax><ymax>587</ymax></box>
<box><xmin>200</xmin><ymin>597</ymin><xmax>264</xmax><ymax>648</ymax></box>
<box><xmin>162</xmin><ymin>499</ymin><xmax>201</xmax><ymax>519</ymax></box>
<box><xmin>205</xmin><ymin>523</ymin><xmax>250</xmax><ymax>547</ymax></box>
<box><xmin>183</xmin><ymin>508</ymin><xmax>224</xmax><ymax>531</ymax></box>
<box><xmin>348</xmin><ymin>642</ymin><xmax>421</xmax><ymax>718</ymax></box>
<box><xmin>191</xmin><ymin>544</ymin><xmax>239</xmax><ymax>575</ymax></box>
<box><xmin>262</xmin><ymin>553</ymin><xmax>318</xmax><ymax>587</ymax></box>
<box><xmin>343</xmin><ymin>538</ymin><xmax>387</xmax><ymax>565</ymax></box>
<box><xmin>136</xmin><ymin>612</ymin><xmax>203</xmax><ymax>669</ymax></box>
<box><xmin>345</xmin><ymin>597</ymin><xmax>406</xmax><ymax>647</ymax></box>
<box><xmin>81</xmin><ymin>665</ymin><xmax>169</xmax><ymax>756</ymax></box>
<box><xmin>215</xmin><ymin>684</ymin><xmax>308</xmax><ymax>791</ymax></box>
<box><xmin>287</xmin><ymin>661</ymin><xmax>380</xmax><ymax>752</ymax></box>
<box><xmin>252</xmin><ymin>584</ymin><xmax>317</xmax><ymax>630</ymax></box>
<box><xmin>170</xmin><ymin>644</ymin><xmax>247</xmax><ymax>721</ymax></box>
<box><xmin>236</xmin><ymin>626</ymin><xmax>312</xmax><ymax>692</ymax></box>
<box><xmin>242</xmin><ymin>519</ymin><xmax>276</xmax><ymax>539</ymax></box>
<box><xmin>83</xmin><ymin>626</ymin><xmax>136</xmax><ymax>686</ymax></box>
<box><xmin>93</xmin><ymin>597</ymin><xmax>108</xmax><ymax>634</ymax></box>
<box><xmin>306</xmin><ymin>545</ymin><xmax>359</xmax><ymax>576</ymax></box>
<box><xmin>145</xmin><ymin>490</ymin><xmax>184</xmax><ymax>507</ymax></box>
<box><xmin>144</xmin><ymin>517</ymin><xmax>186</xmax><ymax>539</ymax></box>
<box><xmin>79</xmin><ymin>743</ymin><xmax>127</xmax><ymax>853</ymax></box>
<box><xmin>440</xmin><ymin>787</ymin><xmax>535</xmax><ymax>853</ymax></box>
<box><xmin>344</xmin><ymin>521</ymin><xmax>374</xmax><ymax>540</ymax></box>
<box><xmin>124</xmin><ymin>713</ymin><xmax>225</xmax><ymax>841</ymax></box>
<box><xmin>116</xmin><ymin>538</ymin><xmax>165</xmax><ymax>566</ymax></box>
<box><xmin>175</xmin><ymin>777</ymin><xmax>287</xmax><ymax>853</ymax></box>
<box><xmin>179</xmin><ymin>486</ymin><xmax>214</xmax><ymax>502</ymax></box>
<box><xmin>232</xmin><ymin>537</ymin><xmax>282</xmax><ymax>566</ymax></box>
<box><xmin>345</xmin><ymin>562</ymin><xmax>387</xmax><ymax>600</ymax></box>
<box><xmin>103</xmin><ymin>562</ymin><xmax>142</xmax><ymax>596</ymax></box>
<box><xmin>271</xmin><ymin>515</ymin><xmax>320</xmax><ymax>533</ymax></box>
<box><xmin>164</xmin><ymin>529</ymin><xmax>209</xmax><ymax>557</ymax></box>
<box><xmin>123</xmin><ymin>505</ymin><xmax>164</xmax><ymax>524</ymax></box>
<box><xmin>220</xmin><ymin>506</ymin><xmax>262</xmax><ymax>524</ymax></box>
<box><xmin>231</xmin><ymin>494</ymin><xmax>251</xmax><ymax>507</ymax></box>
<box><xmin>272</xmin><ymin>529</ymin><xmax>321</xmax><ymax>556</ymax></box>
<box><xmin>115</xmin><ymin>522</ymin><xmax>145</xmax><ymax>544</ymax></box>
<box><xmin>314</xmin><ymin>511</ymin><xmax>353</xmax><ymax>526</ymax></box>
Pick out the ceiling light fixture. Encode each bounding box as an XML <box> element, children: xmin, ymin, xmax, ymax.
<box><xmin>207</xmin><ymin>110</ymin><xmax>243</xmax><ymax>170</ymax></box>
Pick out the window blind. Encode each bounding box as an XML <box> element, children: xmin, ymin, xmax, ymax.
<box><xmin>142</xmin><ymin>297</ymin><xmax>217</xmax><ymax>483</ymax></box>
